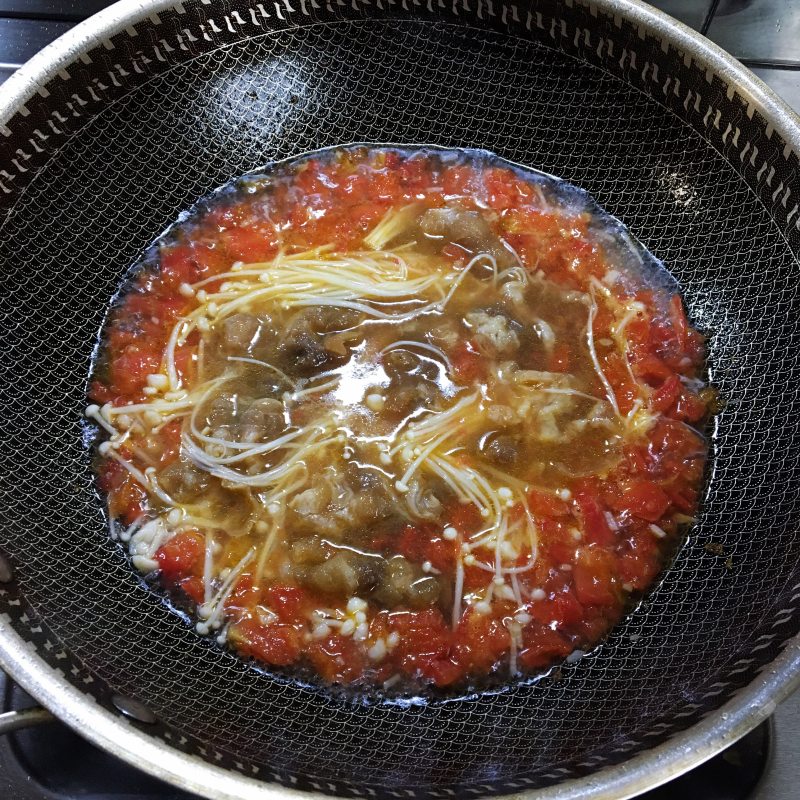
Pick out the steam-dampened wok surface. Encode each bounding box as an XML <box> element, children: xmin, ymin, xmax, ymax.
<box><xmin>89</xmin><ymin>147</ymin><xmax>712</xmax><ymax>691</ymax></box>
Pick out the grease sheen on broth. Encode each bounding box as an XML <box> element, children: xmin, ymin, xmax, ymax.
<box><xmin>90</xmin><ymin>147</ymin><xmax>711</xmax><ymax>691</ymax></box>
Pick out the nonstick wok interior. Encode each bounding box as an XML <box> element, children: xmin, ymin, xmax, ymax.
<box><xmin>0</xmin><ymin>2</ymin><xmax>799</xmax><ymax>797</ymax></box>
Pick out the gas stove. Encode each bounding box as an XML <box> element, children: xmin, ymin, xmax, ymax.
<box><xmin>0</xmin><ymin>1</ymin><xmax>798</xmax><ymax>798</ymax></box>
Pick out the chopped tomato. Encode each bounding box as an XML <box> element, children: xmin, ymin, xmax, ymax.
<box><xmin>396</xmin><ymin>524</ymin><xmax>436</xmax><ymax>564</ymax></box>
<box><xmin>607</xmin><ymin>478</ymin><xmax>670</xmax><ymax>523</ymax></box>
<box><xmin>156</xmin><ymin>531</ymin><xmax>204</xmax><ymax>579</ymax></box>
<box><xmin>651</xmin><ymin>374</ymin><xmax>682</xmax><ymax>412</ymax></box>
<box><xmin>671</xmin><ymin>387</ymin><xmax>708</xmax><ymax>423</ymax></box>
<box><xmin>109</xmin><ymin>347</ymin><xmax>160</xmax><ymax>395</ymax></box>
<box><xmin>225</xmin><ymin>573</ymin><xmax>261</xmax><ymax>610</ymax></box>
<box><xmin>232</xmin><ymin>619</ymin><xmax>302</xmax><ymax>667</ymax></box>
<box><xmin>306</xmin><ymin>633</ymin><xmax>365</xmax><ymax>683</ymax></box>
<box><xmin>518</xmin><ymin>625</ymin><xmax>572</xmax><ymax>669</ymax></box>
<box><xmin>390</xmin><ymin>609</ymin><xmax>453</xmax><ymax>671</ymax></box>
<box><xmin>529</xmin><ymin>588</ymin><xmax>584</xmax><ymax>629</ymax></box>
<box><xmin>223</xmin><ymin>226</ymin><xmax>277</xmax><ymax>262</ymax></box>
<box><xmin>107</xmin><ymin>475</ymin><xmax>147</xmax><ymax>526</ymax></box>
<box><xmin>264</xmin><ymin>585</ymin><xmax>310</xmax><ymax>624</ymax></box>
<box><xmin>448</xmin><ymin>503</ymin><xmax>483</xmax><ymax>536</ymax></box>
<box><xmin>540</xmin><ymin>518</ymin><xmax>578</xmax><ymax>565</ymax></box>
<box><xmin>574</xmin><ymin>484</ymin><xmax>615</xmax><ymax>546</ymax></box>
<box><xmin>527</xmin><ymin>489</ymin><xmax>570</xmax><ymax>518</ymax></box>
<box><xmin>454</xmin><ymin>607</ymin><xmax>512</xmax><ymax>673</ymax></box>
<box><xmin>179</xmin><ymin>576</ymin><xmax>205</xmax><ymax>604</ymax></box>
<box><xmin>421</xmin><ymin>656</ymin><xmax>463</xmax><ymax>687</ymax></box>
<box><xmin>573</xmin><ymin>548</ymin><xmax>618</xmax><ymax>606</ymax></box>
<box><xmin>618</xmin><ymin>532</ymin><xmax>661</xmax><ymax>589</ymax></box>
<box><xmin>633</xmin><ymin>354</ymin><xmax>674</xmax><ymax>386</ymax></box>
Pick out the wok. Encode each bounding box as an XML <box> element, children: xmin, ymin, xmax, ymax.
<box><xmin>0</xmin><ymin>1</ymin><xmax>798</xmax><ymax>798</ymax></box>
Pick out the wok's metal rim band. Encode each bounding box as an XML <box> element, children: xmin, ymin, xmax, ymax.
<box><xmin>0</xmin><ymin>615</ymin><xmax>798</xmax><ymax>800</ymax></box>
<box><xmin>0</xmin><ymin>1</ymin><xmax>798</xmax><ymax>798</ymax></box>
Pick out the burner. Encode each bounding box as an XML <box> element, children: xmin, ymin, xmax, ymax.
<box><xmin>1</xmin><ymin>677</ymin><xmax>197</xmax><ymax>799</ymax></box>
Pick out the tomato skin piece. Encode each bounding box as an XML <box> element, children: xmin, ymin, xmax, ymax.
<box><xmin>156</xmin><ymin>531</ymin><xmax>204</xmax><ymax>579</ymax></box>
<box><xmin>179</xmin><ymin>576</ymin><xmax>205</xmax><ymax>604</ymax></box>
<box><xmin>573</xmin><ymin>548</ymin><xmax>619</xmax><ymax>606</ymax></box>
<box><xmin>574</xmin><ymin>485</ymin><xmax>615</xmax><ymax>546</ymax></box>
<box><xmin>231</xmin><ymin>619</ymin><xmax>302</xmax><ymax>667</ymax></box>
<box><xmin>264</xmin><ymin>585</ymin><xmax>309</xmax><ymax>624</ymax></box>
<box><xmin>608</xmin><ymin>479</ymin><xmax>670</xmax><ymax>523</ymax></box>
<box><xmin>451</xmin><ymin>339</ymin><xmax>483</xmax><ymax>383</ymax></box>
<box><xmin>652</xmin><ymin>374</ymin><xmax>682</xmax><ymax>412</ymax></box>
<box><xmin>518</xmin><ymin>625</ymin><xmax>573</xmax><ymax>669</ymax></box>
<box><xmin>669</xmin><ymin>295</ymin><xmax>689</xmax><ymax>351</ymax></box>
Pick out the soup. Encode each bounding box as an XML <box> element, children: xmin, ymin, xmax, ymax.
<box><xmin>89</xmin><ymin>147</ymin><xmax>712</xmax><ymax>690</ymax></box>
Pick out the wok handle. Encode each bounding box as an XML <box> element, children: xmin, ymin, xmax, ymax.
<box><xmin>0</xmin><ymin>707</ymin><xmax>54</xmax><ymax>735</ymax></box>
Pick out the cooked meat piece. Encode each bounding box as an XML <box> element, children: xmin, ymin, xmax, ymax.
<box><xmin>221</xmin><ymin>313</ymin><xmax>261</xmax><ymax>353</ymax></box>
<box><xmin>279</xmin><ymin>330</ymin><xmax>331</xmax><ymax>375</ymax></box>
<box><xmin>279</xmin><ymin>308</ymin><xmax>359</xmax><ymax>375</ymax></box>
<box><xmin>289</xmin><ymin>468</ymin><xmax>395</xmax><ymax>540</ymax></box>
<box><xmin>405</xmin><ymin>576</ymin><xmax>441</xmax><ymax>609</ymax></box>
<box><xmin>383</xmin><ymin>349</ymin><xmax>417</xmax><ymax>377</ymax></box>
<box><xmin>372</xmin><ymin>555</ymin><xmax>441</xmax><ymax>609</ymax></box>
<box><xmin>464</xmin><ymin>310</ymin><xmax>521</xmax><ymax>356</ymax></box>
<box><xmin>486</xmin><ymin>404</ymin><xmax>521</xmax><ymax>427</ymax></box>
<box><xmin>239</xmin><ymin>397</ymin><xmax>284</xmax><ymax>443</ymax></box>
<box><xmin>482</xmin><ymin>433</ymin><xmax>522</xmax><ymax>467</ymax></box>
<box><xmin>324</xmin><ymin>329</ymin><xmax>362</xmax><ymax>356</ymax></box>
<box><xmin>290</xmin><ymin>536</ymin><xmax>328</xmax><ymax>567</ymax></box>
<box><xmin>419</xmin><ymin>206</ymin><xmax>515</xmax><ymax>267</ymax></box>
<box><xmin>302</xmin><ymin>306</ymin><xmax>362</xmax><ymax>334</ymax></box>
<box><xmin>203</xmin><ymin>392</ymin><xmax>240</xmax><ymax>428</ymax></box>
<box><xmin>428</xmin><ymin>320</ymin><xmax>459</xmax><ymax>349</ymax></box>
<box><xmin>382</xmin><ymin>376</ymin><xmax>439</xmax><ymax>417</ymax></box>
<box><xmin>306</xmin><ymin>551</ymin><xmax>384</xmax><ymax>595</ymax></box>
<box><xmin>157</xmin><ymin>457</ymin><xmax>210</xmax><ymax>502</ymax></box>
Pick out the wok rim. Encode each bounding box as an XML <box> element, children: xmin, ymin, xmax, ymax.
<box><xmin>1</xmin><ymin>0</ymin><xmax>799</xmax><ymax>798</ymax></box>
